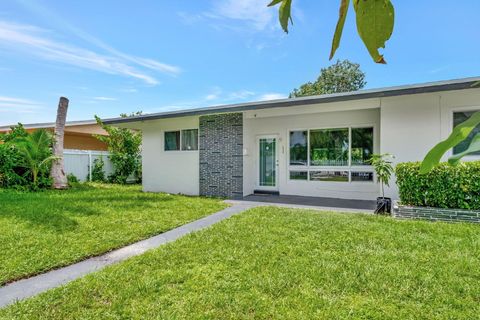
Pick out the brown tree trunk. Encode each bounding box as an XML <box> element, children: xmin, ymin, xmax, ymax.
<box><xmin>51</xmin><ymin>97</ymin><xmax>69</xmax><ymax>189</ymax></box>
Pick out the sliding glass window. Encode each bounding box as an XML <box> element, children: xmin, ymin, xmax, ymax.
<box><xmin>164</xmin><ymin>129</ymin><xmax>198</xmax><ymax>151</ymax></box>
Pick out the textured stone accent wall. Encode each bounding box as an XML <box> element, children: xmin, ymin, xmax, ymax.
<box><xmin>393</xmin><ymin>203</ymin><xmax>480</xmax><ymax>223</ymax></box>
<box><xmin>199</xmin><ymin>113</ymin><xmax>243</xmax><ymax>199</ymax></box>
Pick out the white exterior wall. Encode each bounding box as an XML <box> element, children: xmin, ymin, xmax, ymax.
<box><xmin>380</xmin><ymin>89</ymin><xmax>480</xmax><ymax>199</ymax></box>
<box><xmin>243</xmin><ymin>100</ymin><xmax>381</xmax><ymax>200</ymax></box>
<box><xmin>141</xmin><ymin>116</ymin><xmax>200</xmax><ymax>195</ymax></box>
<box><xmin>117</xmin><ymin>87</ymin><xmax>480</xmax><ymax>201</ymax></box>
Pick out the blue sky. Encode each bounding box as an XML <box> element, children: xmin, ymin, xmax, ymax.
<box><xmin>0</xmin><ymin>0</ymin><xmax>479</xmax><ymax>126</ymax></box>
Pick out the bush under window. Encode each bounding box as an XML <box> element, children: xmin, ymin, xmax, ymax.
<box><xmin>396</xmin><ymin>161</ymin><xmax>480</xmax><ymax>210</ymax></box>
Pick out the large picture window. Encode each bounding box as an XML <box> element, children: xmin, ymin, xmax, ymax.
<box><xmin>288</xmin><ymin>126</ymin><xmax>374</xmax><ymax>183</ymax></box>
<box><xmin>165</xmin><ymin>129</ymin><xmax>198</xmax><ymax>151</ymax></box>
<box><xmin>453</xmin><ymin>111</ymin><xmax>480</xmax><ymax>155</ymax></box>
<box><xmin>310</xmin><ymin>128</ymin><xmax>349</xmax><ymax>166</ymax></box>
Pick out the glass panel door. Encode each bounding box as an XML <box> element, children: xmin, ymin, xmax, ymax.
<box><xmin>259</xmin><ymin>137</ymin><xmax>277</xmax><ymax>188</ymax></box>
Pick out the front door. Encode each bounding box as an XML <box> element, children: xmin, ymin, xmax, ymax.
<box><xmin>257</xmin><ymin>135</ymin><xmax>279</xmax><ymax>191</ymax></box>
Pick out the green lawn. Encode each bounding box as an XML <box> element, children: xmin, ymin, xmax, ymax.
<box><xmin>0</xmin><ymin>184</ymin><xmax>226</xmax><ymax>285</ymax></box>
<box><xmin>2</xmin><ymin>207</ymin><xmax>479</xmax><ymax>319</ymax></box>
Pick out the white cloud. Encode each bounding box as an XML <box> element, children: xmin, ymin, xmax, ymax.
<box><xmin>204</xmin><ymin>86</ymin><xmax>222</xmax><ymax>101</ymax></box>
<box><xmin>228</xmin><ymin>90</ymin><xmax>255</xmax><ymax>100</ymax></box>
<box><xmin>121</xmin><ymin>88</ymin><xmax>138</xmax><ymax>93</ymax></box>
<box><xmin>0</xmin><ymin>21</ymin><xmax>180</xmax><ymax>85</ymax></box>
<box><xmin>0</xmin><ymin>96</ymin><xmax>44</xmax><ymax>114</ymax></box>
<box><xmin>258</xmin><ymin>93</ymin><xmax>288</xmax><ymax>101</ymax></box>
<box><xmin>94</xmin><ymin>96</ymin><xmax>117</xmax><ymax>101</ymax></box>
<box><xmin>211</xmin><ymin>0</ymin><xmax>275</xmax><ymax>31</ymax></box>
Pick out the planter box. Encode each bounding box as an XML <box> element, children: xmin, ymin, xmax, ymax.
<box><xmin>393</xmin><ymin>201</ymin><xmax>480</xmax><ymax>223</ymax></box>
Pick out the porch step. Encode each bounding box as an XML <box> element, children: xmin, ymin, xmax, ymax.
<box><xmin>253</xmin><ymin>190</ymin><xmax>280</xmax><ymax>196</ymax></box>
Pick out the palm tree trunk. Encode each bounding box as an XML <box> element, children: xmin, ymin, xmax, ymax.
<box><xmin>51</xmin><ymin>97</ymin><xmax>69</xmax><ymax>189</ymax></box>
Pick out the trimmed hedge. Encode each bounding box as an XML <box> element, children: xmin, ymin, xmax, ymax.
<box><xmin>396</xmin><ymin>161</ymin><xmax>480</xmax><ymax>210</ymax></box>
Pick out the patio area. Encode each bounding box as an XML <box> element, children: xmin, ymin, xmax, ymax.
<box><xmin>238</xmin><ymin>194</ymin><xmax>377</xmax><ymax>212</ymax></box>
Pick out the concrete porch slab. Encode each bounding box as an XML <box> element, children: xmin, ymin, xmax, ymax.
<box><xmin>227</xmin><ymin>194</ymin><xmax>376</xmax><ymax>213</ymax></box>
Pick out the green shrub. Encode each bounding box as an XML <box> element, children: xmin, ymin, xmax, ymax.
<box><xmin>67</xmin><ymin>173</ymin><xmax>79</xmax><ymax>186</ymax></box>
<box><xmin>0</xmin><ymin>144</ymin><xmax>28</xmax><ymax>189</ymax></box>
<box><xmin>94</xmin><ymin>115</ymin><xmax>142</xmax><ymax>184</ymax></box>
<box><xmin>91</xmin><ymin>158</ymin><xmax>106</xmax><ymax>182</ymax></box>
<box><xmin>396</xmin><ymin>161</ymin><xmax>480</xmax><ymax>210</ymax></box>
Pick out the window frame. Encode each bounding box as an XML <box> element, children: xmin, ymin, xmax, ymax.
<box><xmin>164</xmin><ymin>128</ymin><xmax>199</xmax><ymax>152</ymax></box>
<box><xmin>287</xmin><ymin>124</ymin><xmax>376</xmax><ymax>183</ymax></box>
<box><xmin>450</xmin><ymin>107</ymin><xmax>480</xmax><ymax>159</ymax></box>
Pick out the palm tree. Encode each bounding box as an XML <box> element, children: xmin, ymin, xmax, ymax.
<box><xmin>51</xmin><ymin>97</ymin><xmax>69</xmax><ymax>189</ymax></box>
<box><xmin>13</xmin><ymin>129</ymin><xmax>57</xmax><ymax>188</ymax></box>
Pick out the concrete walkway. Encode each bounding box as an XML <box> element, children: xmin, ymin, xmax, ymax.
<box><xmin>0</xmin><ymin>203</ymin><xmax>257</xmax><ymax>309</ymax></box>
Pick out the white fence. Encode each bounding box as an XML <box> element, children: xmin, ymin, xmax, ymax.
<box><xmin>64</xmin><ymin>149</ymin><xmax>114</xmax><ymax>182</ymax></box>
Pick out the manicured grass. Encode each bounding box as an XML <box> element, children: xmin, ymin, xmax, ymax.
<box><xmin>2</xmin><ymin>207</ymin><xmax>479</xmax><ymax>319</ymax></box>
<box><xmin>0</xmin><ymin>184</ymin><xmax>227</xmax><ymax>285</ymax></box>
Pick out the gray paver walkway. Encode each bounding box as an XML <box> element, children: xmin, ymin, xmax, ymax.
<box><xmin>0</xmin><ymin>203</ymin><xmax>257</xmax><ymax>309</ymax></box>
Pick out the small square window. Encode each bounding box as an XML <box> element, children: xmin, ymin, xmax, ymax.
<box><xmin>181</xmin><ymin>129</ymin><xmax>199</xmax><ymax>151</ymax></box>
<box><xmin>164</xmin><ymin>131</ymin><xmax>180</xmax><ymax>151</ymax></box>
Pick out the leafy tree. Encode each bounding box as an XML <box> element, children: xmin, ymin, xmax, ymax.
<box><xmin>95</xmin><ymin>115</ymin><xmax>142</xmax><ymax>184</ymax></box>
<box><xmin>12</xmin><ymin>129</ymin><xmax>57</xmax><ymax>189</ymax></box>
<box><xmin>268</xmin><ymin>0</ymin><xmax>395</xmax><ymax>64</ymax></box>
<box><xmin>290</xmin><ymin>60</ymin><xmax>366</xmax><ymax>98</ymax></box>
<box><xmin>0</xmin><ymin>123</ymin><xmax>28</xmax><ymax>143</ymax></box>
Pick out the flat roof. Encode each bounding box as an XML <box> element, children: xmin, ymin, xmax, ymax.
<box><xmin>0</xmin><ymin>120</ymin><xmax>98</xmax><ymax>132</ymax></box>
<box><xmin>104</xmin><ymin>76</ymin><xmax>480</xmax><ymax>125</ymax></box>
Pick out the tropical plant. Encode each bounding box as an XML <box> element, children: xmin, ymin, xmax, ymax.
<box><xmin>420</xmin><ymin>111</ymin><xmax>480</xmax><ymax>174</ymax></box>
<box><xmin>12</xmin><ymin>129</ymin><xmax>57</xmax><ymax>189</ymax></box>
<box><xmin>91</xmin><ymin>157</ymin><xmax>106</xmax><ymax>182</ymax></box>
<box><xmin>369</xmin><ymin>153</ymin><xmax>394</xmax><ymax>198</ymax></box>
<box><xmin>51</xmin><ymin>97</ymin><xmax>69</xmax><ymax>189</ymax></box>
<box><xmin>268</xmin><ymin>0</ymin><xmax>395</xmax><ymax>64</ymax></box>
<box><xmin>95</xmin><ymin>115</ymin><xmax>142</xmax><ymax>184</ymax></box>
<box><xmin>290</xmin><ymin>60</ymin><xmax>366</xmax><ymax>98</ymax></box>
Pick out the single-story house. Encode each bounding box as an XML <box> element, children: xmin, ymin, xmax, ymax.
<box><xmin>105</xmin><ymin>77</ymin><xmax>480</xmax><ymax>201</ymax></box>
<box><xmin>0</xmin><ymin>120</ymin><xmax>108</xmax><ymax>151</ymax></box>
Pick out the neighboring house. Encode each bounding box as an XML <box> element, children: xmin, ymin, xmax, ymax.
<box><xmin>0</xmin><ymin>120</ymin><xmax>112</xmax><ymax>181</ymax></box>
<box><xmin>0</xmin><ymin>120</ymin><xmax>108</xmax><ymax>151</ymax></box>
<box><xmin>105</xmin><ymin>77</ymin><xmax>480</xmax><ymax>201</ymax></box>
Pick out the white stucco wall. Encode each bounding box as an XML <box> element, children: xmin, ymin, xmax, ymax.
<box><xmin>380</xmin><ymin>89</ymin><xmax>480</xmax><ymax>199</ymax></box>
<box><xmin>117</xmin><ymin>87</ymin><xmax>480</xmax><ymax>201</ymax></box>
<box><xmin>243</xmin><ymin>100</ymin><xmax>381</xmax><ymax>200</ymax></box>
<box><xmin>141</xmin><ymin>116</ymin><xmax>200</xmax><ymax>195</ymax></box>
